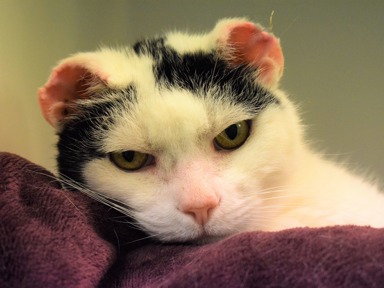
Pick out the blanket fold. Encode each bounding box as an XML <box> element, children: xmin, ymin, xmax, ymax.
<box><xmin>1</xmin><ymin>152</ymin><xmax>384</xmax><ymax>288</ymax></box>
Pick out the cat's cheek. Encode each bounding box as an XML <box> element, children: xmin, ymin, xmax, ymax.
<box><xmin>235</xmin><ymin>104</ymin><xmax>300</xmax><ymax>183</ymax></box>
<box><xmin>82</xmin><ymin>159</ymin><xmax>255</xmax><ymax>241</ymax></box>
<box><xmin>81</xmin><ymin>159</ymin><xmax>161</xmax><ymax>207</ymax></box>
<box><xmin>82</xmin><ymin>159</ymin><xmax>209</xmax><ymax>239</ymax></box>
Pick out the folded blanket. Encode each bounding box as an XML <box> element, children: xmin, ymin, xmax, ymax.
<box><xmin>1</xmin><ymin>152</ymin><xmax>384</xmax><ymax>288</ymax></box>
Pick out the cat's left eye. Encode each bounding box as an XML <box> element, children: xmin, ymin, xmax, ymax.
<box><xmin>109</xmin><ymin>150</ymin><xmax>153</xmax><ymax>171</ymax></box>
<box><xmin>214</xmin><ymin>120</ymin><xmax>251</xmax><ymax>150</ymax></box>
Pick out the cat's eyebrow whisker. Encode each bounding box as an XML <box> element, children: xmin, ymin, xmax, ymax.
<box><xmin>210</xmin><ymin>58</ymin><xmax>218</xmax><ymax>86</ymax></box>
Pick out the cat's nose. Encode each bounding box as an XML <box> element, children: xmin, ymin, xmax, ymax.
<box><xmin>185</xmin><ymin>208</ymin><xmax>210</xmax><ymax>226</ymax></box>
<box><xmin>180</xmin><ymin>196</ymin><xmax>220</xmax><ymax>226</ymax></box>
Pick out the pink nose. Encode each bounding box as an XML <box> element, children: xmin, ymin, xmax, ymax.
<box><xmin>180</xmin><ymin>197</ymin><xmax>219</xmax><ymax>226</ymax></box>
<box><xmin>184</xmin><ymin>208</ymin><xmax>212</xmax><ymax>226</ymax></box>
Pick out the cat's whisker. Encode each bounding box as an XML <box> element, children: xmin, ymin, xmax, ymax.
<box><xmin>239</xmin><ymin>185</ymin><xmax>316</xmax><ymax>206</ymax></box>
<box><xmin>110</xmin><ymin>218</ymin><xmax>142</xmax><ymax>228</ymax></box>
<box><xmin>28</xmin><ymin>169</ymin><xmax>61</xmax><ymax>184</ymax></box>
<box><xmin>256</xmin><ymin>186</ymin><xmax>288</xmax><ymax>193</ymax></box>
<box><xmin>261</xmin><ymin>194</ymin><xmax>306</xmax><ymax>202</ymax></box>
<box><xmin>110</xmin><ymin>215</ymin><xmax>133</xmax><ymax>219</ymax></box>
<box><xmin>255</xmin><ymin>204</ymin><xmax>306</xmax><ymax>210</ymax></box>
<box><xmin>123</xmin><ymin>233</ymin><xmax>164</xmax><ymax>245</ymax></box>
<box><xmin>58</xmin><ymin>174</ymin><xmax>138</xmax><ymax>219</ymax></box>
<box><xmin>241</xmin><ymin>190</ymin><xmax>294</xmax><ymax>202</ymax></box>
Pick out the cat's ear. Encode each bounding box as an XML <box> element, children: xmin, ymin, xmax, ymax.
<box><xmin>213</xmin><ymin>18</ymin><xmax>284</xmax><ymax>88</ymax></box>
<box><xmin>38</xmin><ymin>50</ymin><xmax>129</xmax><ymax>129</ymax></box>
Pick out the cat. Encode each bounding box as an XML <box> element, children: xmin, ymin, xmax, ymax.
<box><xmin>38</xmin><ymin>18</ymin><xmax>384</xmax><ymax>243</ymax></box>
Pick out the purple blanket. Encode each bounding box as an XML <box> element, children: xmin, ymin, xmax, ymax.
<box><xmin>1</xmin><ymin>152</ymin><xmax>384</xmax><ymax>288</ymax></box>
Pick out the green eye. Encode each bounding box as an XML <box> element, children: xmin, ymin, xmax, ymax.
<box><xmin>214</xmin><ymin>120</ymin><xmax>251</xmax><ymax>150</ymax></box>
<box><xmin>109</xmin><ymin>150</ymin><xmax>152</xmax><ymax>171</ymax></box>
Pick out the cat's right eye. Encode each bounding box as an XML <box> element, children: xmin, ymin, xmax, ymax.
<box><xmin>109</xmin><ymin>151</ymin><xmax>153</xmax><ymax>171</ymax></box>
<box><xmin>214</xmin><ymin>120</ymin><xmax>251</xmax><ymax>150</ymax></box>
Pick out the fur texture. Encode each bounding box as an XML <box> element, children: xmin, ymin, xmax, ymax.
<box><xmin>39</xmin><ymin>18</ymin><xmax>384</xmax><ymax>242</ymax></box>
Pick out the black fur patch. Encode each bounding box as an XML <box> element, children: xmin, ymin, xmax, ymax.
<box><xmin>58</xmin><ymin>87</ymin><xmax>136</xmax><ymax>184</ymax></box>
<box><xmin>134</xmin><ymin>37</ymin><xmax>278</xmax><ymax>112</ymax></box>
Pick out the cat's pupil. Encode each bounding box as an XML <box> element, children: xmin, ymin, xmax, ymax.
<box><xmin>225</xmin><ymin>124</ymin><xmax>238</xmax><ymax>140</ymax></box>
<box><xmin>122</xmin><ymin>151</ymin><xmax>135</xmax><ymax>162</ymax></box>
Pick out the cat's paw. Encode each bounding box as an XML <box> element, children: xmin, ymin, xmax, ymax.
<box><xmin>213</xmin><ymin>18</ymin><xmax>284</xmax><ymax>88</ymax></box>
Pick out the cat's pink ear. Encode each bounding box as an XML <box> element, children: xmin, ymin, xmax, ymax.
<box><xmin>213</xmin><ymin>19</ymin><xmax>284</xmax><ymax>88</ymax></box>
<box><xmin>38</xmin><ymin>52</ymin><xmax>110</xmax><ymax>129</ymax></box>
<box><xmin>38</xmin><ymin>49</ymin><xmax>136</xmax><ymax>129</ymax></box>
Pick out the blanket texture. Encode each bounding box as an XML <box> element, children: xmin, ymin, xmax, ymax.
<box><xmin>1</xmin><ymin>152</ymin><xmax>384</xmax><ymax>288</ymax></box>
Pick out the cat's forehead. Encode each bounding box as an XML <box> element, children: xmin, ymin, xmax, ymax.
<box><xmin>71</xmin><ymin>34</ymin><xmax>279</xmax><ymax>156</ymax></box>
<box><xmin>76</xmin><ymin>34</ymin><xmax>277</xmax><ymax>115</ymax></box>
<box><xmin>101</xmin><ymin>38</ymin><xmax>266</xmax><ymax>153</ymax></box>
<box><xmin>104</xmin><ymin>85</ymin><xmax>252</xmax><ymax>154</ymax></box>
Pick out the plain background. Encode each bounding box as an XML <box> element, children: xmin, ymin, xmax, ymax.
<box><xmin>1</xmin><ymin>0</ymin><xmax>383</xmax><ymax>182</ymax></box>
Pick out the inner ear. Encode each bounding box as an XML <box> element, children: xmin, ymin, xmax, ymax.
<box><xmin>38</xmin><ymin>65</ymin><xmax>105</xmax><ymax>129</ymax></box>
<box><xmin>215</xmin><ymin>19</ymin><xmax>284</xmax><ymax>88</ymax></box>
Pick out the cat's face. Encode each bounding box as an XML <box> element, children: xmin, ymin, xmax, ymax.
<box><xmin>39</xmin><ymin>18</ymin><xmax>301</xmax><ymax>242</ymax></box>
<box><xmin>81</xmin><ymin>88</ymin><xmax>299</xmax><ymax>242</ymax></box>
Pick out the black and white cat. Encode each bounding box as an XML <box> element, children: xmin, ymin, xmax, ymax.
<box><xmin>39</xmin><ymin>18</ymin><xmax>384</xmax><ymax>242</ymax></box>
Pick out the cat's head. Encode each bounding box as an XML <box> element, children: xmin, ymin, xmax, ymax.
<box><xmin>39</xmin><ymin>18</ymin><xmax>303</xmax><ymax>242</ymax></box>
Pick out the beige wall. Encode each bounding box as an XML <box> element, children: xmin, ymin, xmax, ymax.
<box><xmin>0</xmin><ymin>1</ymin><xmax>135</xmax><ymax>171</ymax></box>
<box><xmin>1</xmin><ymin>0</ymin><xmax>383</xmax><ymax>179</ymax></box>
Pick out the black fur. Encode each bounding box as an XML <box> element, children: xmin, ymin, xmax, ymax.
<box><xmin>134</xmin><ymin>37</ymin><xmax>277</xmax><ymax>112</ymax></box>
<box><xmin>58</xmin><ymin>88</ymin><xmax>136</xmax><ymax>184</ymax></box>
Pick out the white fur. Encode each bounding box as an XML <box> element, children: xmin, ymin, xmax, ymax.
<box><xmin>54</xmin><ymin>19</ymin><xmax>384</xmax><ymax>242</ymax></box>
